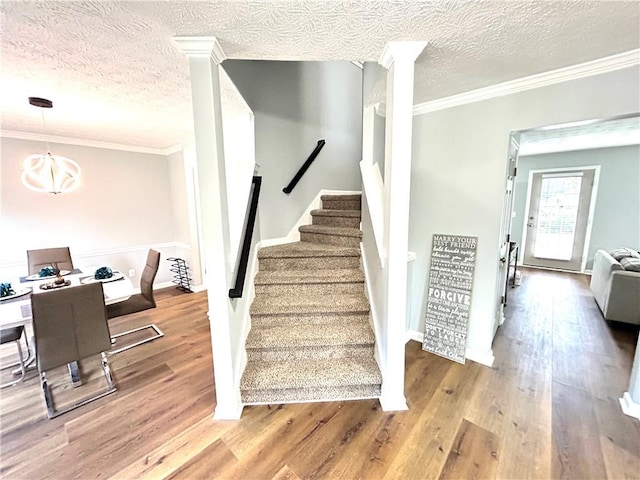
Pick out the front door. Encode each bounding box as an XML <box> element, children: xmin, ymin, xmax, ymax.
<box><xmin>523</xmin><ymin>168</ymin><xmax>596</xmax><ymax>271</ymax></box>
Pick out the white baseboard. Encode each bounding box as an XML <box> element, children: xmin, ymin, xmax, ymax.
<box><xmin>465</xmin><ymin>346</ymin><xmax>495</xmax><ymax>367</ymax></box>
<box><xmin>619</xmin><ymin>392</ymin><xmax>640</xmax><ymax>419</ymax></box>
<box><xmin>154</xmin><ymin>281</ymin><xmax>206</xmax><ymax>293</ymax></box>
<box><xmin>406</xmin><ymin>330</ymin><xmax>495</xmax><ymax>367</ymax></box>
<box><xmin>406</xmin><ymin>329</ymin><xmax>423</xmax><ymax>344</ymax></box>
<box><xmin>379</xmin><ymin>390</ymin><xmax>408</xmax><ymax>411</ymax></box>
<box><xmin>212</xmin><ymin>402</ymin><xmax>244</xmax><ymax>420</ymax></box>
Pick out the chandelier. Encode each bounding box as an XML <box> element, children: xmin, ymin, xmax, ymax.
<box><xmin>21</xmin><ymin>97</ymin><xmax>81</xmax><ymax>194</ymax></box>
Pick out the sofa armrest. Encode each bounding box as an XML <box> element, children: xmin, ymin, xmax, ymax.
<box><xmin>605</xmin><ymin>271</ymin><xmax>640</xmax><ymax>324</ymax></box>
<box><xmin>590</xmin><ymin>250</ymin><xmax>623</xmax><ymax>311</ymax></box>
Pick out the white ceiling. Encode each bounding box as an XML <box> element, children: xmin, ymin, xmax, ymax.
<box><xmin>519</xmin><ymin>115</ymin><xmax>640</xmax><ymax>156</ymax></box>
<box><xmin>1</xmin><ymin>1</ymin><xmax>639</xmax><ymax>151</ymax></box>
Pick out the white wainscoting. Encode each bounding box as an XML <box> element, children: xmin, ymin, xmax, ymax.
<box><xmin>0</xmin><ymin>242</ymin><xmax>204</xmax><ymax>293</ymax></box>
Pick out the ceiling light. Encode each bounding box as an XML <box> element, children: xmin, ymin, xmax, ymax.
<box><xmin>21</xmin><ymin>97</ymin><xmax>81</xmax><ymax>194</ymax></box>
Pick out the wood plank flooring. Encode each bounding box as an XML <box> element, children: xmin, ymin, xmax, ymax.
<box><xmin>1</xmin><ymin>269</ymin><xmax>638</xmax><ymax>479</ymax></box>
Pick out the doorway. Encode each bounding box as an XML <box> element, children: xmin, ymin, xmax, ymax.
<box><xmin>522</xmin><ymin>167</ymin><xmax>598</xmax><ymax>272</ymax></box>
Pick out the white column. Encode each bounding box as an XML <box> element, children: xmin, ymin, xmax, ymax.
<box><xmin>174</xmin><ymin>37</ymin><xmax>242</xmax><ymax>419</ymax></box>
<box><xmin>620</xmin><ymin>334</ymin><xmax>640</xmax><ymax>419</ymax></box>
<box><xmin>378</xmin><ymin>41</ymin><xmax>427</xmax><ymax>411</ymax></box>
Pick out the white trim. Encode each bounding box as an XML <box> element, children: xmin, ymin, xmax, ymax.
<box><xmin>350</xmin><ymin>61</ymin><xmax>364</xmax><ymax>70</ymax></box>
<box><xmin>465</xmin><ymin>346</ymin><xmax>495</xmax><ymax>367</ymax></box>
<box><xmin>361</xmin><ymin>242</ymin><xmax>385</xmax><ymax>369</ymax></box>
<box><xmin>413</xmin><ymin>49</ymin><xmax>640</xmax><ymax>115</ymax></box>
<box><xmin>0</xmin><ymin>241</ymin><xmax>186</xmax><ymax>270</ymax></box>
<box><xmin>406</xmin><ymin>329</ymin><xmax>423</xmax><ymax>344</ymax></box>
<box><xmin>379</xmin><ymin>41</ymin><xmax>429</xmax><ymax>70</ymax></box>
<box><xmin>619</xmin><ymin>392</ymin><xmax>640</xmax><ymax>420</ymax></box>
<box><xmin>360</xmin><ymin>161</ymin><xmax>385</xmax><ymax>265</ymax></box>
<box><xmin>1</xmin><ymin>130</ymin><xmax>181</xmax><ymax>156</ymax></box>
<box><xmin>213</xmin><ymin>402</ymin><xmax>243</xmax><ymax>421</ymax></box>
<box><xmin>520</xmin><ymin>165</ymin><xmax>600</xmax><ymax>273</ymax></box>
<box><xmin>173</xmin><ymin>36</ymin><xmax>227</xmax><ymax>64</ymax></box>
<box><xmin>379</xmin><ymin>393</ymin><xmax>409</xmax><ymax>412</ymax></box>
<box><xmin>406</xmin><ymin>332</ymin><xmax>495</xmax><ymax>367</ymax></box>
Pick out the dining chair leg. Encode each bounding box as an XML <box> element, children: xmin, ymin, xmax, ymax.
<box><xmin>68</xmin><ymin>361</ymin><xmax>82</xmax><ymax>387</ymax></box>
<box><xmin>1</xmin><ymin>341</ymin><xmax>25</xmax><ymax>388</ymax></box>
<box><xmin>101</xmin><ymin>352</ymin><xmax>115</xmax><ymax>390</ymax></box>
<box><xmin>40</xmin><ymin>372</ymin><xmax>56</xmax><ymax>419</ymax></box>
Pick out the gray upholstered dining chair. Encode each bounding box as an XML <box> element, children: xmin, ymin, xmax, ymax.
<box><xmin>106</xmin><ymin>249</ymin><xmax>163</xmax><ymax>354</ymax></box>
<box><xmin>0</xmin><ymin>326</ymin><xmax>27</xmax><ymax>388</ymax></box>
<box><xmin>31</xmin><ymin>282</ymin><xmax>116</xmax><ymax>419</ymax></box>
<box><xmin>27</xmin><ymin>247</ymin><xmax>74</xmax><ymax>275</ymax></box>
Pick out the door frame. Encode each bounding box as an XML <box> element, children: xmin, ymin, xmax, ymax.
<box><xmin>520</xmin><ymin>165</ymin><xmax>601</xmax><ymax>273</ymax></box>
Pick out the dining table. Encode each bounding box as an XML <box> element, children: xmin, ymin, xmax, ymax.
<box><xmin>0</xmin><ymin>269</ymin><xmax>134</xmax><ymax>384</ymax></box>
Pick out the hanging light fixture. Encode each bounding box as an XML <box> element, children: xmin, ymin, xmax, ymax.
<box><xmin>21</xmin><ymin>97</ymin><xmax>81</xmax><ymax>194</ymax></box>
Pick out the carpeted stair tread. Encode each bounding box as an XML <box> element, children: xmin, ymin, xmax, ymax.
<box><xmin>258</xmin><ymin>241</ymin><xmax>360</xmax><ymax>259</ymax></box>
<box><xmin>247</xmin><ymin>343</ymin><xmax>374</xmax><ymax>362</ymax></box>
<box><xmin>310</xmin><ymin>209</ymin><xmax>361</xmax><ymax>218</ymax></box>
<box><xmin>298</xmin><ymin>225</ymin><xmax>363</xmax><ymax>238</ymax></box>
<box><xmin>250</xmin><ymin>292</ymin><xmax>369</xmax><ymax>315</ymax></box>
<box><xmin>246</xmin><ymin>320</ymin><xmax>374</xmax><ymax>349</ymax></box>
<box><xmin>240</xmin><ymin>356</ymin><xmax>381</xmax><ymax>391</ymax></box>
<box><xmin>254</xmin><ymin>268</ymin><xmax>364</xmax><ymax>286</ymax></box>
<box><xmin>242</xmin><ymin>384</ymin><xmax>381</xmax><ymax>404</ymax></box>
<box><xmin>251</xmin><ymin>312</ymin><xmax>369</xmax><ymax>327</ymax></box>
<box><xmin>321</xmin><ymin>194</ymin><xmax>362</xmax><ymax>203</ymax></box>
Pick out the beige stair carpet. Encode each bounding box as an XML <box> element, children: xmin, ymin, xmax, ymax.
<box><xmin>241</xmin><ymin>193</ymin><xmax>382</xmax><ymax>404</ymax></box>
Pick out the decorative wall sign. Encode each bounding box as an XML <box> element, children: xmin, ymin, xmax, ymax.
<box><xmin>422</xmin><ymin>234</ymin><xmax>477</xmax><ymax>364</ymax></box>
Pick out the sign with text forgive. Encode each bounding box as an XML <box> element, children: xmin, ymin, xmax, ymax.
<box><xmin>422</xmin><ymin>234</ymin><xmax>477</xmax><ymax>364</ymax></box>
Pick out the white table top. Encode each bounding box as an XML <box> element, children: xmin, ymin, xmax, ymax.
<box><xmin>0</xmin><ymin>271</ymin><xmax>133</xmax><ymax>329</ymax></box>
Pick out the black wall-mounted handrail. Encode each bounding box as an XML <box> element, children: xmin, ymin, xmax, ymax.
<box><xmin>229</xmin><ymin>176</ymin><xmax>262</xmax><ymax>299</ymax></box>
<box><xmin>283</xmin><ymin>139</ymin><xmax>326</xmax><ymax>194</ymax></box>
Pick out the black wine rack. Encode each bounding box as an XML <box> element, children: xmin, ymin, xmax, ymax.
<box><xmin>167</xmin><ymin>257</ymin><xmax>192</xmax><ymax>293</ymax></box>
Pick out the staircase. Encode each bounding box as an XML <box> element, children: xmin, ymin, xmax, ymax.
<box><xmin>240</xmin><ymin>193</ymin><xmax>382</xmax><ymax>404</ymax></box>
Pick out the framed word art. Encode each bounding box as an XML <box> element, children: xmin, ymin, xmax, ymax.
<box><xmin>422</xmin><ymin>234</ymin><xmax>477</xmax><ymax>364</ymax></box>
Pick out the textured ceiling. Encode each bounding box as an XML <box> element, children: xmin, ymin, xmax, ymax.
<box><xmin>1</xmin><ymin>0</ymin><xmax>639</xmax><ymax>150</ymax></box>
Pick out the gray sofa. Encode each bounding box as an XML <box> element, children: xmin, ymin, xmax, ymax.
<box><xmin>590</xmin><ymin>249</ymin><xmax>640</xmax><ymax>325</ymax></box>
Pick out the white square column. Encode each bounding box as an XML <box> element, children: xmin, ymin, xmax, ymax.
<box><xmin>175</xmin><ymin>37</ymin><xmax>242</xmax><ymax>420</ymax></box>
<box><xmin>379</xmin><ymin>41</ymin><xmax>427</xmax><ymax>411</ymax></box>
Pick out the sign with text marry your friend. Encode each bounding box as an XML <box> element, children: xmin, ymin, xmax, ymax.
<box><xmin>422</xmin><ymin>234</ymin><xmax>477</xmax><ymax>364</ymax></box>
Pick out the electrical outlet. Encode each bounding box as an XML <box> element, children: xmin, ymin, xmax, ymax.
<box><xmin>128</xmin><ymin>269</ymin><xmax>135</xmax><ymax>278</ymax></box>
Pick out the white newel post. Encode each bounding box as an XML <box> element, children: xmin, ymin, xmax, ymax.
<box><xmin>174</xmin><ymin>37</ymin><xmax>243</xmax><ymax>420</ymax></box>
<box><xmin>620</xmin><ymin>334</ymin><xmax>640</xmax><ymax>419</ymax></box>
<box><xmin>378</xmin><ymin>41</ymin><xmax>427</xmax><ymax>411</ymax></box>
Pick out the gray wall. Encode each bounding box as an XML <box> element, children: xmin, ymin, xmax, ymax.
<box><xmin>0</xmin><ymin>136</ymin><xmax>182</xmax><ymax>285</ymax></box>
<box><xmin>409</xmin><ymin>65</ymin><xmax>640</xmax><ymax>357</ymax></box>
<box><xmin>512</xmin><ymin>146</ymin><xmax>640</xmax><ymax>270</ymax></box>
<box><xmin>223</xmin><ymin>60</ymin><xmax>363</xmax><ymax>239</ymax></box>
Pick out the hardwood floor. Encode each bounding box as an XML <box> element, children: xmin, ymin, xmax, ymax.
<box><xmin>1</xmin><ymin>269</ymin><xmax>638</xmax><ymax>479</ymax></box>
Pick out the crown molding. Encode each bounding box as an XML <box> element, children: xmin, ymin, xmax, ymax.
<box><xmin>413</xmin><ymin>48</ymin><xmax>640</xmax><ymax>116</ymax></box>
<box><xmin>1</xmin><ymin>130</ymin><xmax>182</xmax><ymax>156</ymax></box>
<box><xmin>379</xmin><ymin>41</ymin><xmax>428</xmax><ymax>69</ymax></box>
<box><xmin>350</xmin><ymin>61</ymin><xmax>364</xmax><ymax>70</ymax></box>
<box><xmin>173</xmin><ymin>36</ymin><xmax>226</xmax><ymax>64</ymax></box>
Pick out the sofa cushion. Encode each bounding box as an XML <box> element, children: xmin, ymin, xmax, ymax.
<box><xmin>620</xmin><ymin>257</ymin><xmax>640</xmax><ymax>272</ymax></box>
<box><xmin>609</xmin><ymin>247</ymin><xmax>640</xmax><ymax>261</ymax></box>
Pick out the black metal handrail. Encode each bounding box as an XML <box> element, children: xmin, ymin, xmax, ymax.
<box><xmin>229</xmin><ymin>176</ymin><xmax>262</xmax><ymax>299</ymax></box>
<box><xmin>283</xmin><ymin>139</ymin><xmax>326</xmax><ymax>194</ymax></box>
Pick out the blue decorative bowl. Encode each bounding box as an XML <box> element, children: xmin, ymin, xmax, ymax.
<box><xmin>39</xmin><ymin>267</ymin><xmax>56</xmax><ymax>277</ymax></box>
<box><xmin>0</xmin><ymin>282</ymin><xmax>15</xmax><ymax>298</ymax></box>
<box><xmin>94</xmin><ymin>266</ymin><xmax>113</xmax><ymax>280</ymax></box>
